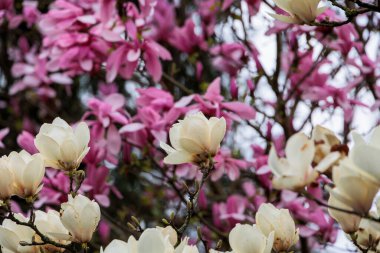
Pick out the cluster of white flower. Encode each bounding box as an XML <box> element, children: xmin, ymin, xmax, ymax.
<box><xmin>269</xmin><ymin>125</ymin><xmax>344</xmax><ymax>191</ymax></box>
<box><xmin>0</xmin><ymin>194</ymin><xmax>100</xmax><ymax>252</ymax></box>
<box><xmin>211</xmin><ymin>203</ymin><xmax>299</xmax><ymax>253</ymax></box>
<box><xmin>0</xmin><ymin>117</ymin><xmax>100</xmax><ymax>252</ymax></box>
<box><xmin>328</xmin><ymin>127</ymin><xmax>380</xmax><ymax>250</ymax></box>
<box><xmin>101</xmin><ymin>203</ymin><xmax>299</xmax><ymax>253</ymax></box>
<box><xmin>269</xmin><ymin>124</ymin><xmax>380</xmax><ymax>251</ymax></box>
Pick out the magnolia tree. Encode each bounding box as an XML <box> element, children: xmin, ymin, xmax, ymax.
<box><xmin>0</xmin><ymin>0</ymin><xmax>379</xmax><ymax>252</ymax></box>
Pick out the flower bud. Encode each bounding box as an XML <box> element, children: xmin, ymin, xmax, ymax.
<box><xmin>229</xmin><ymin>224</ymin><xmax>274</xmax><ymax>253</ymax></box>
<box><xmin>270</xmin><ymin>0</ymin><xmax>326</xmax><ymax>24</ymax></box>
<box><xmin>60</xmin><ymin>194</ymin><xmax>100</xmax><ymax>243</ymax></box>
<box><xmin>160</xmin><ymin>112</ymin><xmax>226</xmax><ymax>166</ymax></box>
<box><xmin>35</xmin><ymin>210</ymin><xmax>70</xmax><ymax>252</ymax></box>
<box><xmin>35</xmin><ymin>117</ymin><xmax>90</xmax><ymax>171</ymax></box>
<box><xmin>9</xmin><ymin>150</ymin><xmax>45</xmax><ymax>198</ymax></box>
<box><xmin>256</xmin><ymin>203</ymin><xmax>299</xmax><ymax>252</ymax></box>
<box><xmin>17</xmin><ymin>131</ymin><xmax>38</xmax><ymax>154</ymax></box>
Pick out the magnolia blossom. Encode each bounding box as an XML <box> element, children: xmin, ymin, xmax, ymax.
<box><xmin>268</xmin><ymin>133</ymin><xmax>318</xmax><ymax>191</ymax></box>
<box><xmin>60</xmin><ymin>194</ymin><xmax>100</xmax><ymax>243</ymax></box>
<box><xmin>327</xmin><ymin>194</ymin><xmax>361</xmax><ymax>233</ymax></box>
<box><xmin>352</xmin><ymin>201</ymin><xmax>380</xmax><ymax>249</ymax></box>
<box><xmin>0</xmin><ymin>214</ymin><xmax>37</xmax><ymax>253</ymax></box>
<box><xmin>256</xmin><ymin>203</ymin><xmax>299</xmax><ymax>252</ymax></box>
<box><xmin>329</xmin><ymin>158</ymin><xmax>379</xmax><ymax>215</ymax></box>
<box><xmin>8</xmin><ymin>150</ymin><xmax>45</xmax><ymax>198</ymax></box>
<box><xmin>350</xmin><ymin>126</ymin><xmax>380</xmax><ymax>183</ymax></box>
<box><xmin>160</xmin><ymin>112</ymin><xmax>226</xmax><ymax>165</ymax></box>
<box><xmin>101</xmin><ymin>227</ymin><xmax>194</xmax><ymax>253</ymax></box>
<box><xmin>270</xmin><ymin>0</ymin><xmax>326</xmax><ymax>24</ymax></box>
<box><xmin>354</xmin><ymin>218</ymin><xmax>380</xmax><ymax>250</ymax></box>
<box><xmin>35</xmin><ymin>117</ymin><xmax>90</xmax><ymax>171</ymax></box>
<box><xmin>312</xmin><ymin>125</ymin><xmax>343</xmax><ymax>171</ymax></box>
<box><xmin>35</xmin><ymin>210</ymin><xmax>70</xmax><ymax>252</ymax></box>
<box><xmin>228</xmin><ymin>224</ymin><xmax>273</xmax><ymax>253</ymax></box>
<box><xmin>0</xmin><ymin>156</ymin><xmax>15</xmax><ymax>200</ymax></box>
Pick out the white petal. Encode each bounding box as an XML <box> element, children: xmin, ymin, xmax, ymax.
<box><xmin>35</xmin><ymin>135</ymin><xmax>61</xmax><ymax>161</ymax></box>
<box><xmin>285</xmin><ymin>133</ymin><xmax>315</xmax><ymax>169</ymax></box>
<box><xmin>163</xmin><ymin>151</ymin><xmax>193</xmax><ymax>165</ymax></box>
<box><xmin>74</xmin><ymin>122</ymin><xmax>90</xmax><ymax>151</ymax></box>
<box><xmin>229</xmin><ymin>224</ymin><xmax>266</xmax><ymax>253</ymax></box>
<box><xmin>160</xmin><ymin>142</ymin><xmax>176</xmax><ymax>154</ymax></box>
<box><xmin>60</xmin><ymin>139</ymin><xmax>78</xmax><ymax>163</ymax></box>
<box><xmin>209</xmin><ymin>117</ymin><xmax>226</xmax><ymax>154</ymax></box>
<box><xmin>179</xmin><ymin>138</ymin><xmax>204</xmax><ymax>154</ymax></box>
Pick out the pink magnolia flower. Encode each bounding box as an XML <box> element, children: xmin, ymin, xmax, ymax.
<box><xmin>9</xmin><ymin>37</ymin><xmax>57</xmax><ymax>96</ymax></box>
<box><xmin>22</xmin><ymin>1</ymin><xmax>40</xmax><ymax>27</ymax></box>
<box><xmin>210</xmin><ymin>43</ymin><xmax>247</xmax><ymax>76</ymax></box>
<box><xmin>84</xmin><ymin>123</ymin><xmax>122</xmax><ymax>165</ymax></box>
<box><xmin>168</xmin><ymin>18</ymin><xmax>208</xmax><ymax>53</ymax></box>
<box><xmin>120</xmin><ymin>87</ymin><xmax>189</xmax><ymax>145</ymax></box>
<box><xmin>86</xmin><ymin>93</ymin><xmax>129</xmax><ymax>127</ymax></box>
<box><xmin>82</xmin><ymin>165</ymin><xmax>122</xmax><ymax>207</ymax></box>
<box><xmin>175</xmin><ymin>164</ymin><xmax>202</xmax><ymax>180</ymax></box>
<box><xmin>329</xmin><ymin>24</ymin><xmax>363</xmax><ymax>56</ymax></box>
<box><xmin>242</xmin><ymin>182</ymin><xmax>267</xmax><ymax>210</ymax></box>
<box><xmin>145</xmin><ymin>0</ymin><xmax>175</xmax><ymax>41</ymax></box>
<box><xmin>136</xmin><ymin>87</ymin><xmax>174</xmax><ymax>110</ymax></box>
<box><xmin>193</xmin><ymin>77</ymin><xmax>256</xmax><ymax>126</ymax></box>
<box><xmin>105</xmin><ymin>43</ymin><xmax>140</xmax><ymax>83</ymax></box>
<box><xmin>106</xmin><ymin>3</ymin><xmax>172</xmax><ymax>82</ymax></box>
<box><xmin>211</xmin><ymin>148</ymin><xmax>248</xmax><ymax>181</ymax></box>
<box><xmin>212</xmin><ymin>195</ymin><xmax>252</xmax><ymax>232</ymax></box>
<box><xmin>17</xmin><ymin>131</ymin><xmax>38</xmax><ymax>154</ymax></box>
<box><xmin>36</xmin><ymin>169</ymin><xmax>71</xmax><ymax>207</ymax></box>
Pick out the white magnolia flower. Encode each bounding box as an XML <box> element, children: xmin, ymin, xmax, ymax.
<box><xmin>327</xmin><ymin>193</ymin><xmax>361</xmax><ymax>233</ymax></box>
<box><xmin>35</xmin><ymin>117</ymin><xmax>90</xmax><ymax>171</ymax></box>
<box><xmin>160</xmin><ymin>112</ymin><xmax>226</xmax><ymax>165</ymax></box>
<box><xmin>312</xmin><ymin>125</ymin><xmax>343</xmax><ymax>172</ymax></box>
<box><xmin>354</xmin><ymin>218</ymin><xmax>380</xmax><ymax>249</ymax></box>
<box><xmin>268</xmin><ymin>133</ymin><xmax>318</xmax><ymax>191</ymax></box>
<box><xmin>138</xmin><ymin>228</ymin><xmax>175</xmax><ymax>253</ymax></box>
<box><xmin>270</xmin><ymin>0</ymin><xmax>326</xmax><ymax>24</ymax></box>
<box><xmin>8</xmin><ymin>150</ymin><xmax>45</xmax><ymax>198</ymax></box>
<box><xmin>330</xmin><ymin>158</ymin><xmax>379</xmax><ymax>215</ymax></box>
<box><xmin>34</xmin><ymin>210</ymin><xmax>70</xmax><ymax>252</ymax></box>
<box><xmin>0</xmin><ymin>156</ymin><xmax>15</xmax><ymax>200</ymax></box>
<box><xmin>0</xmin><ymin>214</ymin><xmax>37</xmax><ymax>253</ymax></box>
<box><xmin>101</xmin><ymin>227</ymin><xmax>191</xmax><ymax>253</ymax></box>
<box><xmin>60</xmin><ymin>194</ymin><xmax>100</xmax><ymax>243</ymax></box>
<box><xmin>229</xmin><ymin>224</ymin><xmax>274</xmax><ymax>253</ymax></box>
<box><xmin>256</xmin><ymin>203</ymin><xmax>299</xmax><ymax>252</ymax></box>
<box><xmin>350</xmin><ymin>126</ymin><xmax>380</xmax><ymax>184</ymax></box>
<box><xmin>100</xmin><ymin>239</ymin><xmax>131</xmax><ymax>253</ymax></box>
<box><xmin>155</xmin><ymin>226</ymin><xmax>178</xmax><ymax>246</ymax></box>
